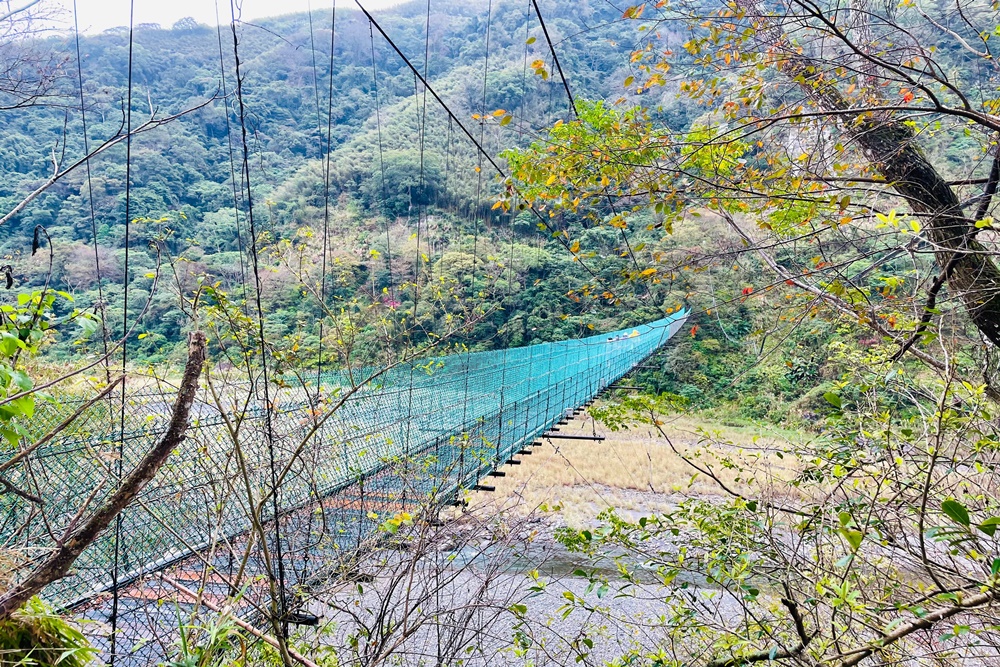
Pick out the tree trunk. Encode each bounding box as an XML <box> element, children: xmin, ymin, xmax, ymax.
<box><xmin>781</xmin><ymin>58</ymin><xmax>1000</xmax><ymax>347</ymax></box>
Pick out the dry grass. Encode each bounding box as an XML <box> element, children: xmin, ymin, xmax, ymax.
<box><xmin>466</xmin><ymin>409</ymin><xmax>807</xmax><ymax>527</ymax></box>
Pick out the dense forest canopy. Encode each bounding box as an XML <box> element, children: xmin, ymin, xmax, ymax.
<box><xmin>4</xmin><ymin>0</ymin><xmax>986</xmax><ymax>413</ymax></box>
<box><xmin>1</xmin><ymin>0</ymin><xmax>701</xmax><ymax>364</ymax></box>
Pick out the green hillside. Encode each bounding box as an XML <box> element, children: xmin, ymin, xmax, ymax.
<box><xmin>1</xmin><ymin>1</ymin><xmax>698</xmax><ymax>363</ymax></box>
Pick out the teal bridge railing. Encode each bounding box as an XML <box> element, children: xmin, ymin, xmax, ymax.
<box><xmin>1</xmin><ymin>311</ymin><xmax>687</xmax><ymax>659</ymax></box>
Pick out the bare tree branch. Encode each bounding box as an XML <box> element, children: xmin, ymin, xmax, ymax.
<box><xmin>0</xmin><ymin>331</ymin><xmax>206</xmax><ymax>619</ymax></box>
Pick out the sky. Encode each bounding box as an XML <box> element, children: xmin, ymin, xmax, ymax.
<box><xmin>48</xmin><ymin>0</ymin><xmax>406</xmax><ymax>33</ymax></box>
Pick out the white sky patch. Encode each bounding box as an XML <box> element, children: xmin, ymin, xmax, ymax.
<box><xmin>46</xmin><ymin>0</ymin><xmax>406</xmax><ymax>33</ymax></box>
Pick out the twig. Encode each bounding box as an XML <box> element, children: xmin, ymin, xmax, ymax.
<box><xmin>834</xmin><ymin>589</ymin><xmax>996</xmax><ymax>667</ymax></box>
<box><xmin>890</xmin><ymin>252</ymin><xmax>961</xmax><ymax>362</ymax></box>
<box><xmin>974</xmin><ymin>138</ymin><xmax>1000</xmax><ymax>221</ymax></box>
<box><xmin>0</xmin><ymin>476</ymin><xmax>41</xmax><ymax>503</ymax></box>
<box><xmin>706</xmin><ymin>589</ymin><xmax>815</xmax><ymax>667</ymax></box>
<box><xmin>0</xmin><ymin>102</ymin><xmax>213</xmax><ymax>228</ymax></box>
<box><xmin>0</xmin><ymin>376</ymin><xmax>124</xmax><ymax>475</ymax></box>
<box><xmin>161</xmin><ymin>575</ymin><xmax>320</xmax><ymax>667</ymax></box>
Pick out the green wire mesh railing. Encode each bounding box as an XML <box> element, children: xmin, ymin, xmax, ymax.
<box><xmin>1</xmin><ymin>311</ymin><xmax>687</xmax><ymax>661</ymax></box>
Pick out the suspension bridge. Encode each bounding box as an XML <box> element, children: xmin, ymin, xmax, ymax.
<box><xmin>1</xmin><ymin>311</ymin><xmax>687</xmax><ymax>662</ymax></box>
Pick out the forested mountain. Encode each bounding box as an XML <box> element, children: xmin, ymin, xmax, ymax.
<box><xmin>6</xmin><ymin>0</ymin><xmax>984</xmax><ymax>417</ymax></box>
<box><xmin>2</xmin><ymin>0</ymin><xmax>700</xmax><ymax>364</ymax></box>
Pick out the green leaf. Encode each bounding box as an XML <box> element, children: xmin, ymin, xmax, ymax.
<box><xmin>0</xmin><ymin>333</ymin><xmax>18</xmax><ymax>357</ymax></box>
<box><xmin>942</xmin><ymin>500</ymin><xmax>970</xmax><ymax>527</ymax></box>
<box><xmin>835</xmin><ymin>554</ymin><xmax>854</xmax><ymax>568</ymax></box>
<box><xmin>824</xmin><ymin>392</ymin><xmax>842</xmax><ymax>408</ymax></box>
<box><xmin>1</xmin><ymin>427</ymin><xmax>18</xmax><ymax>446</ymax></box>
<box><xmin>10</xmin><ymin>370</ymin><xmax>32</xmax><ymax>392</ymax></box>
<box><xmin>6</xmin><ymin>395</ymin><xmax>34</xmax><ymax>419</ymax></box>
<box><xmin>839</xmin><ymin>527</ymin><xmax>863</xmax><ymax>551</ymax></box>
<box><xmin>978</xmin><ymin>517</ymin><xmax>1000</xmax><ymax>536</ymax></box>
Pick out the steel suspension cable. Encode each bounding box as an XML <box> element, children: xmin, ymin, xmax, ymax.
<box><xmin>354</xmin><ymin>0</ymin><xmax>613</xmax><ymax>292</ymax></box>
<box><xmin>368</xmin><ymin>21</ymin><xmax>394</xmax><ymax>304</ymax></box>
<box><xmin>111</xmin><ymin>1</ymin><xmax>136</xmax><ymax>660</ymax></box>
<box><xmin>402</xmin><ymin>1</ymin><xmax>432</xmax><ymax>489</ymax></box>
<box><xmin>298</xmin><ymin>0</ymin><xmax>337</xmax><ymax>589</ymax></box>
<box><xmin>470</xmin><ymin>0</ymin><xmax>492</xmax><ymax>310</ymax></box>
<box><xmin>71</xmin><ymin>0</ymin><xmax>110</xmax><ymax>376</ymax></box>
<box><xmin>496</xmin><ymin>0</ymin><xmax>535</xmax><ymax>462</ymax></box>
<box><xmin>227</xmin><ymin>1</ymin><xmax>289</xmax><ymax>638</ymax></box>
<box><xmin>214</xmin><ymin>0</ymin><xmax>250</xmax><ymax>307</ymax></box>
<box><xmin>529</xmin><ymin>0</ymin><xmax>576</xmax><ymax>118</ymax></box>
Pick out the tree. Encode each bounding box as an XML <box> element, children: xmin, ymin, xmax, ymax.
<box><xmin>0</xmin><ymin>0</ymin><xmax>65</xmax><ymax>111</ymax></box>
<box><xmin>360</xmin><ymin>150</ymin><xmax>443</xmax><ymax>220</ymax></box>
<box><xmin>505</xmin><ymin>0</ymin><xmax>1000</xmax><ymax>364</ymax></box>
<box><xmin>501</xmin><ymin>1</ymin><xmax>1000</xmax><ymax>666</ymax></box>
<box><xmin>171</xmin><ymin>17</ymin><xmax>201</xmax><ymax>31</ymax></box>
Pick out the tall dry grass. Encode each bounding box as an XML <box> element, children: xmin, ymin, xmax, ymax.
<box><xmin>466</xmin><ymin>409</ymin><xmax>805</xmax><ymax>527</ymax></box>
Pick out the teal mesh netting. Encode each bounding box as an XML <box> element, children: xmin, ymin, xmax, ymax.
<box><xmin>1</xmin><ymin>311</ymin><xmax>687</xmax><ymax>658</ymax></box>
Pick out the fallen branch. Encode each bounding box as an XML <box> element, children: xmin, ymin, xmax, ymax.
<box><xmin>836</xmin><ymin>589</ymin><xmax>996</xmax><ymax>667</ymax></box>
